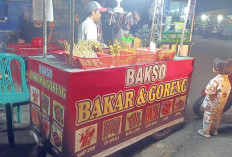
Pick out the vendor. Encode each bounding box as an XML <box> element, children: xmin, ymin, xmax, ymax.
<box><xmin>18</xmin><ymin>20</ymin><xmax>55</xmax><ymax>43</ymax></box>
<box><xmin>78</xmin><ymin>1</ymin><xmax>106</xmax><ymax>41</ymax></box>
<box><xmin>18</xmin><ymin>0</ymin><xmax>55</xmax><ymax>43</ymax></box>
<box><xmin>74</xmin><ymin>0</ymin><xmax>91</xmax><ymax>41</ymax></box>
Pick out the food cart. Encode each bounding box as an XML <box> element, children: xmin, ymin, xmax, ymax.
<box><xmin>27</xmin><ymin>0</ymin><xmax>195</xmax><ymax>156</ymax></box>
<box><xmin>29</xmin><ymin>55</ymin><xmax>193</xmax><ymax>157</ymax></box>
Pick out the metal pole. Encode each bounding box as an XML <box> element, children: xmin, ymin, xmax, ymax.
<box><xmin>150</xmin><ymin>0</ymin><xmax>158</xmax><ymax>43</ymax></box>
<box><xmin>178</xmin><ymin>0</ymin><xmax>191</xmax><ymax>56</ymax></box>
<box><xmin>189</xmin><ymin>0</ymin><xmax>196</xmax><ymax>57</ymax></box>
<box><xmin>159</xmin><ymin>0</ymin><xmax>165</xmax><ymax>41</ymax></box>
<box><xmin>189</xmin><ymin>0</ymin><xmax>196</xmax><ymax>42</ymax></box>
<box><xmin>70</xmin><ymin>0</ymin><xmax>75</xmax><ymax>66</ymax></box>
<box><xmin>43</xmin><ymin>0</ymin><xmax>47</xmax><ymax>58</ymax></box>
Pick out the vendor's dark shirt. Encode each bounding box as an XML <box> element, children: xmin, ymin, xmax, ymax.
<box><xmin>19</xmin><ymin>23</ymin><xmax>49</xmax><ymax>43</ymax></box>
<box><xmin>18</xmin><ymin>15</ymin><xmax>29</xmax><ymax>30</ymax></box>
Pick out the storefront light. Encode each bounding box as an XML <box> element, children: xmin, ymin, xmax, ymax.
<box><xmin>184</xmin><ymin>7</ymin><xmax>188</xmax><ymax>14</ymax></box>
<box><xmin>201</xmin><ymin>14</ymin><xmax>208</xmax><ymax>21</ymax></box>
<box><xmin>114</xmin><ymin>0</ymin><xmax>124</xmax><ymax>12</ymax></box>
<box><xmin>218</xmin><ymin>15</ymin><xmax>223</xmax><ymax>22</ymax></box>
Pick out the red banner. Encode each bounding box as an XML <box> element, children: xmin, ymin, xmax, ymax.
<box><xmin>28</xmin><ymin>57</ymin><xmax>194</xmax><ymax>157</ymax></box>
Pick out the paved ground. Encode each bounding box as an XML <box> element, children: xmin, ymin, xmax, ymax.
<box><xmin>0</xmin><ymin>35</ymin><xmax>232</xmax><ymax>157</ymax></box>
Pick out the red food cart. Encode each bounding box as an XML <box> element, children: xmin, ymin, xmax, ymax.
<box><xmin>28</xmin><ymin>56</ymin><xmax>194</xmax><ymax>157</ymax></box>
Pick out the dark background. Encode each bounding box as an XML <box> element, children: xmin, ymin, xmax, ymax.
<box><xmin>196</xmin><ymin>0</ymin><xmax>232</xmax><ymax>13</ymax></box>
<box><xmin>105</xmin><ymin>0</ymin><xmax>232</xmax><ymax>14</ymax></box>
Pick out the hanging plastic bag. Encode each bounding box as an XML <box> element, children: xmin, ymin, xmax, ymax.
<box><xmin>32</xmin><ymin>0</ymin><xmax>54</xmax><ymax>22</ymax></box>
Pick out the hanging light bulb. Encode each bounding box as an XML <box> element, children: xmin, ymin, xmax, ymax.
<box><xmin>114</xmin><ymin>0</ymin><xmax>124</xmax><ymax>12</ymax></box>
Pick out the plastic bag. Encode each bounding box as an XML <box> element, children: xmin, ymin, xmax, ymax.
<box><xmin>33</xmin><ymin>0</ymin><xmax>54</xmax><ymax>22</ymax></box>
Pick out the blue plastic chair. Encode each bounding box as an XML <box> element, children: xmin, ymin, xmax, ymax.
<box><xmin>0</xmin><ymin>52</ymin><xmax>29</xmax><ymax>145</ymax></box>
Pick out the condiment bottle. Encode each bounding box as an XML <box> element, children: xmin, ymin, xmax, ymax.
<box><xmin>134</xmin><ymin>37</ymin><xmax>140</xmax><ymax>50</ymax></box>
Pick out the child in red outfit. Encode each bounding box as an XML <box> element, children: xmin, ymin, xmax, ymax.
<box><xmin>198</xmin><ymin>57</ymin><xmax>232</xmax><ymax>138</ymax></box>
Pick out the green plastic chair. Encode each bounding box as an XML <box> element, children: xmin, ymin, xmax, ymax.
<box><xmin>0</xmin><ymin>52</ymin><xmax>29</xmax><ymax>145</ymax></box>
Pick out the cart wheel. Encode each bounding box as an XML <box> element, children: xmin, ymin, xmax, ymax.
<box><xmin>152</xmin><ymin>126</ymin><xmax>173</xmax><ymax>140</ymax></box>
<box><xmin>193</xmin><ymin>95</ymin><xmax>205</xmax><ymax>118</ymax></box>
<box><xmin>193</xmin><ymin>95</ymin><xmax>232</xmax><ymax>118</ymax></box>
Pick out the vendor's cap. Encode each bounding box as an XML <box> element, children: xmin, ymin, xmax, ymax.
<box><xmin>85</xmin><ymin>1</ymin><xmax>107</xmax><ymax>13</ymax></box>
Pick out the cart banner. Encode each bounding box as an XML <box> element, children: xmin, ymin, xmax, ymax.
<box><xmin>28</xmin><ymin>58</ymin><xmax>194</xmax><ymax>157</ymax></box>
<box><xmin>67</xmin><ymin>59</ymin><xmax>194</xmax><ymax>157</ymax></box>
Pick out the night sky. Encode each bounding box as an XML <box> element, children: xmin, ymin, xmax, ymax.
<box><xmin>196</xmin><ymin>0</ymin><xmax>232</xmax><ymax>14</ymax></box>
<box><xmin>104</xmin><ymin>0</ymin><xmax>232</xmax><ymax>15</ymax></box>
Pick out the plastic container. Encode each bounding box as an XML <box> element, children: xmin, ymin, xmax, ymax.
<box><xmin>121</xmin><ymin>37</ymin><xmax>133</xmax><ymax>49</ymax></box>
<box><xmin>52</xmin><ymin>50</ymin><xmax>65</xmax><ymax>61</ymax></box>
<box><xmin>6</xmin><ymin>43</ymin><xmax>62</xmax><ymax>56</ymax></box>
<box><xmin>112</xmin><ymin>50</ymin><xmax>138</xmax><ymax>67</ymax></box>
<box><xmin>47</xmin><ymin>43</ymin><xmax>63</xmax><ymax>50</ymax></box>
<box><xmin>18</xmin><ymin>47</ymin><xmax>53</xmax><ymax>57</ymax></box>
<box><xmin>136</xmin><ymin>48</ymin><xmax>158</xmax><ymax>64</ymax></box>
<box><xmin>64</xmin><ymin>52</ymin><xmax>113</xmax><ymax>70</ymax></box>
<box><xmin>6</xmin><ymin>43</ymin><xmax>32</xmax><ymax>54</ymax></box>
<box><xmin>158</xmin><ymin>51</ymin><xmax>176</xmax><ymax>61</ymax></box>
<box><xmin>134</xmin><ymin>37</ymin><xmax>140</xmax><ymax>50</ymax></box>
<box><xmin>32</xmin><ymin>37</ymin><xmax>43</xmax><ymax>48</ymax></box>
<box><xmin>150</xmin><ymin>41</ymin><xmax>156</xmax><ymax>52</ymax></box>
<box><xmin>52</xmin><ymin>50</ymin><xmax>65</xmax><ymax>54</ymax></box>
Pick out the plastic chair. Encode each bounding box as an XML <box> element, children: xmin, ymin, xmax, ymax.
<box><xmin>0</xmin><ymin>52</ymin><xmax>29</xmax><ymax>145</ymax></box>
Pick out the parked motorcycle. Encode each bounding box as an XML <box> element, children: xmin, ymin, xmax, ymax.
<box><xmin>193</xmin><ymin>74</ymin><xmax>232</xmax><ymax>118</ymax></box>
<box><xmin>202</xmin><ymin>25</ymin><xmax>214</xmax><ymax>39</ymax></box>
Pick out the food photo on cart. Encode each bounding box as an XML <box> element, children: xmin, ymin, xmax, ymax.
<box><xmin>0</xmin><ymin>0</ymin><xmax>198</xmax><ymax>157</ymax></box>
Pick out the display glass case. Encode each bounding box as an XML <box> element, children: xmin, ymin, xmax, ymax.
<box><xmin>150</xmin><ymin>0</ymin><xmax>196</xmax><ymax>43</ymax></box>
